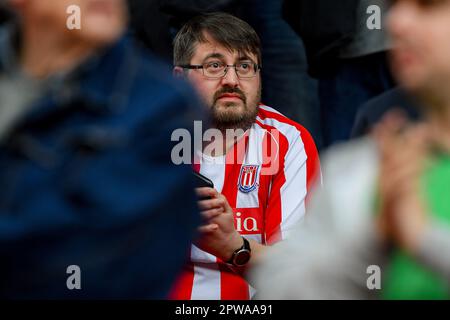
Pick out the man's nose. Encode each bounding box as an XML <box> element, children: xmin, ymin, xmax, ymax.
<box><xmin>220</xmin><ymin>67</ymin><xmax>240</xmax><ymax>87</ymax></box>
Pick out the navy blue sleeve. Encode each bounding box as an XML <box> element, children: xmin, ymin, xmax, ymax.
<box><xmin>0</xmin><ymin>45</ymin><xmax>206</xmax><ymax>299</ymax></box>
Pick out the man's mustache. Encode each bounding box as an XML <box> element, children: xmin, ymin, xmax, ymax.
<box><xmin>213</xmin><ymin>88</ymin><xmax>247</xmax><ymax>104</ymax></box>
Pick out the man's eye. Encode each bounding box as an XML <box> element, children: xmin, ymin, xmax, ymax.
<box><xmin>207</xmin><ymin>62</ymin><xmax>223</xmax><ymax>69</ymax></box>
<box><xmin>240</xmin><ymin>63</ymin><xmax>250</xmax><ymax>69</ymax></box>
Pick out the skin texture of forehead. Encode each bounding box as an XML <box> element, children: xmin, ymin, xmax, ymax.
<box><xmin>191</xmin><ymin>32</ymin><xmax>259</xmax><ymax>64</ymax></box>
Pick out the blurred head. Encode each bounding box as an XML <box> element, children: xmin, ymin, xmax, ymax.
<box><xmin>387</xmin><ymin>0</ymin><xmax>450</xmax><ymax>107</ymax></box>
<box><xmin>8</xmin><ymin>0</ymin><xmax>127</xmax><ymax>46</ymax></box>
<box><xmin>173</xmin><ymin>12</ymin><xmax>262</xmax><ymax>131</ymax></box>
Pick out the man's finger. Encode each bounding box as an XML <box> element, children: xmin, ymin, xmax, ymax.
<box><xmin>196</xmin><ymin>187</ymin><xmax>218</xmax><ymax>198</ymax></box>
<box><xmin>201</xmin><ymin>208</ymin><xmax>224</xmax><ymax>220</ymax></box>
<box><xmin>217</xmin><ymin>194</ymin><xmax>233</xmax><ymax>212</ymax></box>
<box><xmin>198</xmin><ymin>197</ymin><xmax>226</xmax><ymax>210</ymax></box>
<box><xmin>198</xmin><ymin>223</ymin><xmax>219</xmax><ymax>233</ymax></box>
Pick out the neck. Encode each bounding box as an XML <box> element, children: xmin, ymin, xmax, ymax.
<box><xmin>427</xmin><ymin>108</ymin><xmax>450</xmax><ymax>153</ymax></box>
<box><xmin>19</xmin><ymin>23</ymin><xmax>98</xmax><ymax>79</ymax></box>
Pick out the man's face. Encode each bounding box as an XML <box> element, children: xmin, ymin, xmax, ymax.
<box><xmin>387</xmin><ymin>0</ymin><xmax>450</xmax><ymax>95</ymax></box>
<box><xmin>182</xmin><ymin>33</ymin><xmax>261</xmax><ymax>131</ymax></box>
<box><xmin>11</xmin><ymin>0</ymin><xmax>127</xmax><ymax>45</ymax></box>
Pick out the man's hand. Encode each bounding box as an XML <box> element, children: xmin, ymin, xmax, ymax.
<box><xmin>194</xmin><ymin>187</ymin><xmax>243</xmax><ymax>262</ymax></box>
<box><xmin>374</xmin><ymin>111</ymin><xmax>430</xmax><ymax>254</ymax></box>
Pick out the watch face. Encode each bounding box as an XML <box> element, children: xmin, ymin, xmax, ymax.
<box><xmin>234</xmin><ymin>250</ymin><xmax>251</xmax><ymax>266</ymax></box>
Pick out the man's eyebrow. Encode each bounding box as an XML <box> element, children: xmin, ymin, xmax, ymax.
<box><xmin>237</xmin><ymin>55</ymin><xmax>257</xmax><ymax>63</ymax></box>
<box><xmin>201</xmin><ymin>52</ymin><xmax>257</xmax><ymax>63</ymax></box>
<box><xmin>202</xmin><ymin>53</ymin><xmax>225</xmax><ymax>62</ymax></box>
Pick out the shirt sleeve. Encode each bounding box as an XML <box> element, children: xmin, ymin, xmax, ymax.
<box><xmin>264</xmin><ymin>127</ymin><xmax>321</xmax><ymax>245</ymax></box>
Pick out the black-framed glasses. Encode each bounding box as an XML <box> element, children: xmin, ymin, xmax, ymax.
<box><xmin>178</xmin><ymin>61</ymin><xmax>261</xmax><ymax>79</ymax></box>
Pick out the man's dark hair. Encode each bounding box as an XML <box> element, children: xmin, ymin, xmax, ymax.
<box><xmin>0</xmin><ymin>3</ymin><xmax>14</xmax><ymax>25</ymax></box>
<box><xmin>173</xmin><ymin>12</ymin><xmax>261</xmax><ymax>66</ymax></box>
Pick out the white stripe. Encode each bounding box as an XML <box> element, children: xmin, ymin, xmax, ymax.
<box><xmin>190</xmin><ymin>244</ymin><xmax>217</xmax><ymax>263</ymax></box>
<box><xmin>191</xmin><ymin>263</ymin><xmax>221</xmax><ymax>300</ymax></box>
<box><xmin>249</xmin><ymin>286</ymin><xmax>257</xmax><ymax>299</ymax></box>
<box><xmin>190</xmin><ymin>154</ymin><xmax>224</xmax><ymax>299</ymax></box>
<box><xmin>243</xmin><ymin>234</ymin><xmax>261</xmax><ymax>299</ymax></box>
<box><xmin>188</xmin><ymin>105</ymin><xmax>308</xmax><ymax>300</ymax></box>
<box><xmin>244</xmin><ymin>234</ymin><xmax>262</xmax><ymax>244</ymax></box>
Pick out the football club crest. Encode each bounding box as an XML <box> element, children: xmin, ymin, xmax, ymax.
<box><xmin>238</xmin><ymin>165</ymin><xmax>260</xmax><ymax>193</ymax></box>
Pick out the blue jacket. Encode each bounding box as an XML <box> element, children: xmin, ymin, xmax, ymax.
<box><xmin>0</xmin><ymin>32</ymin><xmax>204</xmax><ymax>299</ymax></box>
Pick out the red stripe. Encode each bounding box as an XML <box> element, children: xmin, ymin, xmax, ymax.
<box><xmin>255</xmin><ymin>119</ymin><xmax>289</xmax><ymax>244</ymax></box>
<box><xmin>219</xmin><ymin>134</ymin><xmax>250</xmax><ymax>300</ymax></box>
<box><xmin>258</xmin><ymin>107</ymin><xmax>321</xmax><ymax>207</ymax></box>
<box><xmin>168</xmin><ymin>257</ymin><xmax>195</xmax><ymax>300</ymax></box>
<box><xmin>170</xmin><ymin>161</ymin><xmax>201</xmax><ymax>300</ymax></box>
<box><xmin>218</xmin><ymin>264</ymin><xmax>249</xmax><ymax>300</ymax></box>
<box><xmin>192</xmin><ymin>163</ymin><xmax>200</xmax><ymax>173</ymax></box>
<box><xmin>221</xmin><ymin>134</ymin><xmax>248</xmax><ymax>207</ymax></box>
<box><xmin>256</xmin><ymin>126</ymin><xmax>272</xmax><ymax>244</ymax></box>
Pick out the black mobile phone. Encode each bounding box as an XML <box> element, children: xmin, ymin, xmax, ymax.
<box><xmin>192</xmin><ymin>171</ymin><xmax>214</xmax><ymax>189</ymax></box>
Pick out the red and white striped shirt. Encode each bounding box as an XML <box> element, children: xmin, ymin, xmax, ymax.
<box><xmin>170</xmin><ymin>105</ymin><xmax>321</xmax><ymax>300</ymax></box>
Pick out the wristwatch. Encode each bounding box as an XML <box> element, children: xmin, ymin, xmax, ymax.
<box><xmin>227</xmin><ymin>237</ymin><xmax>251</xmax><ymax>267</ymax></box>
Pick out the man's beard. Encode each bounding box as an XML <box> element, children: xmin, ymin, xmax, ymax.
<box><xmin>210</xmin><ymin>86</ymin><xmax>261</xmax><ymax>132</ymax></box>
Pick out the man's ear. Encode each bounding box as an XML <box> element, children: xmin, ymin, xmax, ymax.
<box><xmin>173</xmin><ymin>66</ymin><xmax>185</xmax><ymax>79</ymax></box>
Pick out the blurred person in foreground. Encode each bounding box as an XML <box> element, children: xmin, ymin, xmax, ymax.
<box><xmin>252</xmin><ymin>0</ymin><xmax>450</xmax><ymax>299</ymax></box>
<box><xmin>170</xmin><ymin>12</ymin><xmax>321</xmax><ymax>300</ymax></box>
<box><xmin>0</xmin><ymin>0</ymin><xmax>203</xmax><ymax>298</ymax></box>
<box><xmin>351</xmin><ymin>86</ymin><xmax>423</xmax><ymax>138</ymax></box>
